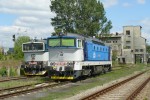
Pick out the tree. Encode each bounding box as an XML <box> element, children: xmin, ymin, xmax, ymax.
<box><xmin>50</xmin><ymin>0</ymin><xmax>76</xmax><ymax>35</ymax></box>
<box><xmin>50</xmin><ymin>0</ymin><xmax>112</xmax><ymax>36</ymax></box>
<box><xmin>14</xmin><ymin>36</ymin><xmax>30</xmax><ymax>59</ymax></box>
<box><xmin>112</xmin><ymin>50</ymin><xmax>117</xmax><ymax>61</ymax></box>
<box><xmin>146</xmin><ymin>44</ymin><xmax>150</xmax><ymax>53</ymax></box>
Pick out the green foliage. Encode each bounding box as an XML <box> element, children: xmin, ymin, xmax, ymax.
<box><xmin>0</xmin><ymin>53</ymin><xmax>3</xmax><ymax>60</ymax></box>
<box><xmin>14</xmin><ymin>36</ymin><xmax>30</xmax><ymax>59</ymax></box>
<box><xmin>0</xmin><ymin>66</ymin><xmax>7</xmax><ymax>76</ymax></box>
<box><xmin>146</xmin><ymin>44</ymin><xmax>150</xmax><ymax>53</ymax></box>
<box><xmin>9</xmin><ymin>67</ymin><xmax>17</xmax><ymax>76</ymax></box>
<box><xmin>112</xmin><ymin>50</ymin><xmax>117</xmax><ymax>61</ymax></box>
<box><xmin>20</xmin><ymin>68</ymin><xmax>25</xmax><ymax>76</ymax></box>
<box><xmin>0</xmin><ymin>53</ymin><xmax>15</xmax><ymax>61</ymax></box>
<box><xmin>50</xmin><ymin>0</ymin><xmax>112</xmax><ymax>36</ymax></box>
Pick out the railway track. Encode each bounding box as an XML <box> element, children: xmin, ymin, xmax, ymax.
<box><xmin>0</xmin><ymin>77</ymin><xmax>27</xmax><ymax>82</ymax></box>
<box><xmin>80</xmin><ymin>70</ymin><xmax>150</xmax><ymax>100</ymax></box>
<box><xmin>0</xmin><ymin>81</ymin><xmax>69</xmax><ymax>99</ymax></box>
<box><xmin>127</xmin><ymin>77</ymin><xmax>150</xmax><ymax>100</ymax></box>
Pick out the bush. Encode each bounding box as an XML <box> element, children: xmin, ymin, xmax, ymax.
<box><xmin>9</xmin><ymin>67</ymin><xmax>17</xmax><ymax>76</ymax></box>
<box><xmin>20</xmin><ymin>68</ymin><xmax>25</xmax><ymax>76</ymax></box>
<box><xmin>0</xmin><ymin>66</ymin><xmax>7</xmax><ymax>76</ymax></box>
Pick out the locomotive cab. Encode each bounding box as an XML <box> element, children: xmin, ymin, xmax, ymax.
<box><xmin>47</xmin><ymin>34</ymin><xmax>85</xmax><ymax>79</ymax></box>
<box><xmin>21</xmin><ymin>41</ymin><xmax>49</xmax><ymax>76</ymax></box>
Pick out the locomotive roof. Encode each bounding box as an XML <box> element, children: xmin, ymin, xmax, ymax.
<box><xmin>48</xmin><ymin>33</ymin><xmax>105</xmax><ymax>46</ymax></box>
<box><xmin>23</xmin><ymin>39</ymin><xmax>47</xmax><ymax>44</ymax></box>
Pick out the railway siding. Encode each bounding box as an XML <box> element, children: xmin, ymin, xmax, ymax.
<box><xmin>80</xmin><ymin>70</ymin><xmax>150</xmax><ymax>100</ymax></box>
<box><xmin>0</xmin><ymin>81</ymin><xmax>69</xmax><ymax>99</ymax></box>
<box><xmin>135</xmin><ymin>71</ymin><xmax>150</xmax><ymax>100</ymax></box>
<box><xmin>64</xmin><ymin>69</ymin><xmax>150</xmax><ymax>100</ymax></box>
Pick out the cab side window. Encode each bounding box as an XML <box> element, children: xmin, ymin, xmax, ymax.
<box><xmin>78</xmin><ymin>39</ymin><xmax>82</xmax><ymax>48</ymax></box>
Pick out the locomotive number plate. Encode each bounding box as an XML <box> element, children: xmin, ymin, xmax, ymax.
<box><xmin>29</xmin><ymin>62</ymin><xmax>37</xmax><ymax>64</ymax></box>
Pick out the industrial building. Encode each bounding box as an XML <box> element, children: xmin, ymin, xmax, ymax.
<box><xmin>100</xmin><ymin>26</ymin><xmax>147</xmax><ymax>64</ymax></box>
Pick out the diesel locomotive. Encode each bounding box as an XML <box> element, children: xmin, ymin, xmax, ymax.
<box><xmin>47</xmin><ymin>33</ymin><xmax>112</xmax><ymax>80</ymax></box>
<box><xmin>21</xmin><ymin>39</ymin><xmax>49</xmax><ymax>76</ymax></box>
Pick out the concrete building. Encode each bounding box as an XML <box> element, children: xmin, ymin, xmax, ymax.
<box><xmin>100</xmin><ymin>26</ymin><xmax>147</xmax><ymax>64</ymax></box>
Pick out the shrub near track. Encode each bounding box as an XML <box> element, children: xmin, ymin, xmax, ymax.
<box><xmin>38</xmin><ymin>64</ymin><xmax>149</xmax><ymax>100</ymax></box>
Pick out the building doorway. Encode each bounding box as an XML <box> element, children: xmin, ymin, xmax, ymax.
<box><xmin>135</xmin><ymin>54</ymin><xmax>144</xmax><ymax>64</ymax></box>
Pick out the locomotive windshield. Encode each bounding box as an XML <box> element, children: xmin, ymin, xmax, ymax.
<box><xmin>23</xmin><ymin>42</ymin><xmax>44</xmax><ymax>52</ymax></box>
<box><xmin>48</xmin><ymin>38</ymin><xmax>75</xmax><ymax>47</ymax></box>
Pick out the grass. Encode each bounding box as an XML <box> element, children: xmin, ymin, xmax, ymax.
<box><xmin>37</xmin><ymin>63</ymin><xmax>149</xmax><ymax>100</ymax></box>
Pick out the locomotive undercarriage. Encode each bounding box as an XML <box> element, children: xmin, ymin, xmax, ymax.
<box><xmin>21</xmin><ymin>62</ymin><xmax>47</xmax><ymax>75</ymax></box>
<box><xmin>49</xmin><ymin>64</ymin><xmax>111</xmax><ymax>80</ymax></box>
<box><xmin>48</xmin><ymin>65</ymin><xmax>82</xmax><ymax>80</ymax></box>
<box><xmin>82</xmin><ymin>64</ymin><xmax>111</xmax><ymax>76</ymax></box>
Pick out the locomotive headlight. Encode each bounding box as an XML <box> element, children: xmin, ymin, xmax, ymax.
<box><xmin>67</xmin><ymin>62</ymin><xmax>73</xmax><ymax>66</ymax></box>
<box><xmin>43</xmin><ymin>61</ymin><xmax>48</xmax><ymax>66</ymax></box>
<box><xmin>50</xmin><ymin>62</ymin><xmax>54</xmax><ymax>66</ymax></box>
<box><xmin>25</xmin><ymin>62</ymin><xmax>29</xmax><ymax>65</ymax></box>
<box><xmin>52</xmin><ymin>66</ymin><xmax>57</xmax><ymax>70</ymax></box>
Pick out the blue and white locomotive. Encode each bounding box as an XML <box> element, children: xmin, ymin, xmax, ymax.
<box><xmin>21</xmin><ymin>39</ymin><xmax>49</xmax><ymax>76</ymax></box>
<box><xmin>47</xmin><ymin>33</ymin><xmax>112</xmax><ymax>80</ymax></box>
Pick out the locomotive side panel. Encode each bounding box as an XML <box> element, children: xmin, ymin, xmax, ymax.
<box><xmin>48</xmin><ymin>48</ymin><xmax>84</xmax><ymax>62</ymax></box>
<box><xmin>84</xmin><ymin>42</ymin><xmax>110</xmax><ymax>61</ymax></box>
<box><xmin>24</xmin><ymin>52</ymin><xmax>49</xmax><ymax>62</ymax></box>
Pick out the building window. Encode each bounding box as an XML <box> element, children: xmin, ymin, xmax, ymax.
<box><xmin>126</xmin><ymin>41</ymin><xmax>131</xmax><ymax>44</ymax></box>
<box><xmin>126</xmin><ymin>46</ymin><xmax>131</xmax><ymax>49</ymax></box>
<box><xmin>106</xmin><ymin>41</ymin><xmax>111</xmax><ymax>43</ymax></box>
<box><xmin>126</xmin><ymin>30</ymin><xmax>130</xmax><ymax>35</ymax></box>
<box><xmin>140</xmin><ymin>49</ymin><xmax>143</xmax><ymax>52</ymax></box>
<box><xmin>135</xmin><ymin>49</ymin><xmax>139</xmax><ymax>52</ymax></box>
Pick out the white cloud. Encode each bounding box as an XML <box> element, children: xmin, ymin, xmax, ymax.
<box><xmin>0</xmin><ymin>26</ymin><xmax>18</xmax><ymax>47</ymax></box>
<box><xmin>14</xmin><ymin>16</ymin><xmax>51</xmax><ymax>27</ymax></box>
<box><xmin>122</xmin><ymin>3</ymin><xmax>132</xmax><ymax>7</ymax></box>
<box><xmin>0</xmin><ymin>0</ymin><xmax>50</xmax><ymax>11</ymax></box>
<box><xmin>0</xmin><ymin>0</ymin><xmax>55</xmax><ymax>47</ymax></box>
<box><xmin>137</xmin><ymin>0</ymin><xmax>146</xmax><ymax>4</ymax></box>
<box><xmin>101</xmin><ymin>0</ymin><xmax>118</xmax><ymax>8</ymax></box>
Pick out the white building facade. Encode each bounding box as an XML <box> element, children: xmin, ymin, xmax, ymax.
<box><xmin>101</xmin><ymin>26</ymin><xmax>147</xmax><ymax>64</ymax></box>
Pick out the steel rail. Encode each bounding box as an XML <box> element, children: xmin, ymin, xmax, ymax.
<box><xmin>126</xmin><ymin>77</ymin><xmax>150</xmax><ymax>100</ymax></box>
<box><xmin>0</xmin><ymin>81</ymin><xmax>68</xmax><ymax>99</ymax></box>
<box><xmin>0</xmin><ymin>77</ymin><xmax>27</xmax><ymax>82</ymax></box>
<box><xmin>0</xmin><ymin>82</ymin><xmax>48</xmax><ymax>93</ymax></box>
<box><xmin>80</xmin><ymin>71</ymin><xmax>147</xmax><ymax>100</ymax></box>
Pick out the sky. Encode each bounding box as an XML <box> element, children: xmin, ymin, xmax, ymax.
<box><xmin>0</xmin><ymin>0</ymin><xmax>150</xmax><ymax>47</ymax></box>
